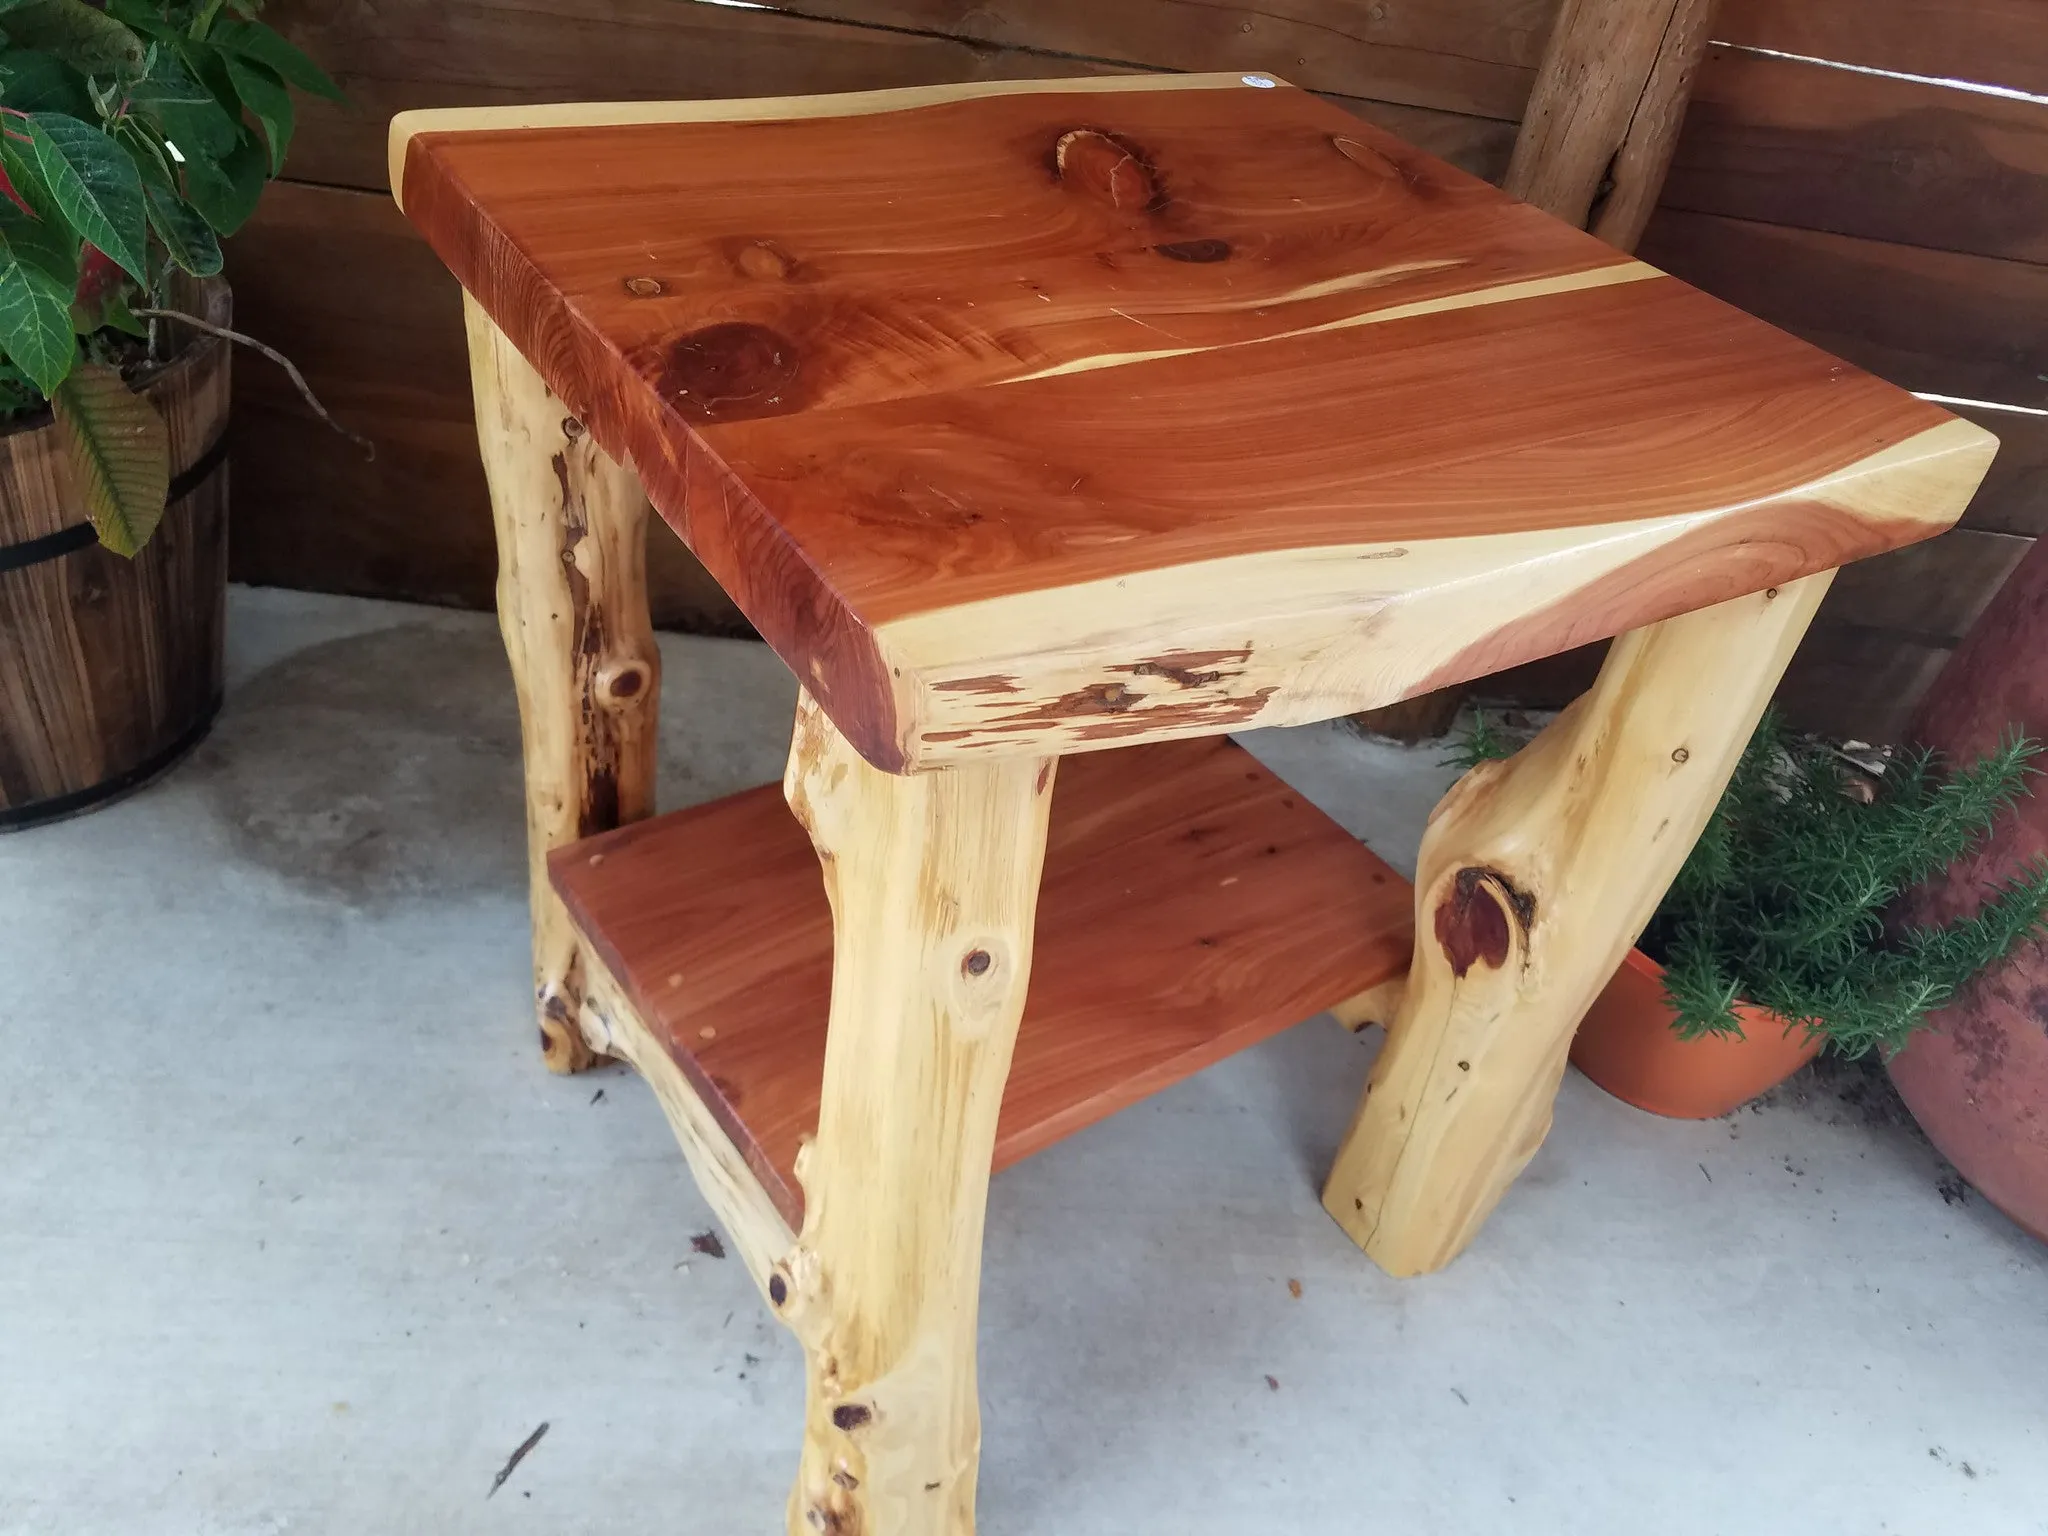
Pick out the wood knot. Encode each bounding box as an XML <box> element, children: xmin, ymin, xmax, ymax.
<box><xmin>963</xmin><ymin>949</ymin><xmax>992</xmax><ymax>977</ymax></box>
<box><xmin>1052</xmin><ymin>128</ymin><xmax>1167</xmax><ymax>213</ymax></box>
<box><xmin>768</xmin><ymin>1272</ymin><xmax>789</xmax><ymax>1306</ymax></box>
<box><xmin>1671</xmin><ymin>747</ymin><xmax>1690</xmax><ymax>764</ymax></box>
<box><xmin>623</xmin><ymin>275</ymin><xmax>664</xmax><ymax>296</ymax></box>
<box><xmin>1070</xmin><ymin>681</ymin><xmax>1138</xmax><ymax>714</ymax></box>
<box><xmin>1130</xmin><ymin>658</ymin><xmax>1223</xmax><ymax>689</ymax></box>
<box><xmin>1433</xmin><ymin>866</ymin><xmax>1534</xmax><ymax>978</ymax></box>
<box><xmin>732</xmin><ymin>238</ymin><xmax>802</xmax><ymax>281</ymax></box>
<box><xmin>597</xmin><ymin>659</ymin><xmax>652</xmax><ymax>704</ymax></box>
<box><xmin>831</xmin><ymin>1403</ymin><xmax>872</xmax><ymax>1432</ymax></box>
<box><xmin>658</xmin><ymin>321</ymin><xmax>800</xmax><ymax>420</ymax></box>
<box><xmin>1152</xmin><ymin>238</ymin><xmax>1231</xmax><ymax>263</ymax></box>
<box><xmin>560</xmin><ymin>416</ymin><xmax>586</xmax><ymax>440</ymax></box>
<box><xmin>1331</xmin><ymin>134</ymin><xmax>1430</xmax><ymax>193</ymax></box>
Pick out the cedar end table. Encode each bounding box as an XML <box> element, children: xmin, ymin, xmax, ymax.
<box><xmin>392</xmin><ymin>73</ymin><xmax>1994</xmax><ymax>1534</ymax></box>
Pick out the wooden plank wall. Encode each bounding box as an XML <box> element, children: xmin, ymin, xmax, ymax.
<box><xmin>230</xmin><ymin>0</ymin><xmax>2046</xmax><ymax>737</ymax></box>
<box><xmin>1639</xmin><ymin>0</ymin><xmax>2047</xmax><ymax>740</ymax></box>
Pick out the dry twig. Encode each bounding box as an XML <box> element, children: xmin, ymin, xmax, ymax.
<box><xmin>133</xmin><ymin>307</ymin><xmax>376</xmax><ymax>461</ymax></box>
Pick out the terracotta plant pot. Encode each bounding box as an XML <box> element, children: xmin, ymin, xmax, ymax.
<box><xmin>1888</xmin><ymin>1012</ymin><xmax>2048</xmax><ymax>1243</ymax></box>
<box><xmin>0</xmin><ymin>279</ymin><xmax>231</xmax><ymax>830</ymax></box>
<box><xmin>1884</xmin><ymin>535</ymin><xmax>2048</xmax><ymax>1243</ymax></box>
<box><xmin>1570</xmin><ymin>947</ymin><xmax>1822</xmax><ymax>1118</ymax></box>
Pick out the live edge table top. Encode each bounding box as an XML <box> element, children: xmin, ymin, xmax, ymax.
<box><xmin>394</xmin><ymin>73</ymin><xmax>1996</xmax><ymax>773</ymax></box>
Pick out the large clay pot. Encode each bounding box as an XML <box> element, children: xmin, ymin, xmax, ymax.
<box><xmin>1888</xmin><ymin>537</ymin><xmax>2048</xmax><ymax>1243</ymax></box>
<box><xmin>1571</xmin><ymin>947</ymin><xmax>1822</xmax><ymax>1118</ymax></box>
<box><xmin>0</xmin><ymin>280</ymin><xmax>231</xmax><ymax>829</ymax></box>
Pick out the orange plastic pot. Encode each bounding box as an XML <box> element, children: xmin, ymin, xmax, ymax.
<box><xmin>1570</xmin><ymin>948</ymin><xmax>1822</xmax><ymax>1119</ymax></box>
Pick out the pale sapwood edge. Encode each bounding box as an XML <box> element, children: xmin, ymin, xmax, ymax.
<box><xmin>872</xmin><ymin>417</ymin><xmax>1994</xmax><ymax>769</ymax></box>
<box><xmin>388</xmin><ymin>71</ymin><xmax>1294</xmax><ymax>204</ymax></box>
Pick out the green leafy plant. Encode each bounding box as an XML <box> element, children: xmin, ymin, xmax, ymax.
<box><xmin>1437</xmin><ymin>708</ymin><xmax>1520</xmax><ymax>773</ymax></box>
<box><xmin>1652</xmin><ymin>713</ymin><xmax>2048</xmax><ymax>1056</ymax></box>
<box><xmin>1451</xmin><ymin>707</ymin><xmax>2048</xmax><ymax>1057</ymax></box>
<box><xmin>0</xmin><ymin>0</ymin><xmax>340</xmax><ymax>552</ymax></box>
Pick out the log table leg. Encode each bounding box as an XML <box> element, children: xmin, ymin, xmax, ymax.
<box><xmin>1323</xmin><ymin>574</ymin><xmax>1833</xmax><ymax>1276</ymax></box>
<box><xmin>770</xmin><ymin>691</ymin><xmax>1055</xmax><ymax>1536</ymax></box>
<box><xmin>466</xmin><ymin>296</ymin><xmax>660</xmax><ymax>1073</ymax></box>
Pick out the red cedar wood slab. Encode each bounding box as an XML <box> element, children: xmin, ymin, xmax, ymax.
<box><xmin>395</xmin><ymin>74</ymin><xmax>1995</xmax><ymax>772</ymax></box>
<box><xmin>550</xmin><ymin>736</ymin><xmax>1413</xmax><ymax>1226</ymax></box>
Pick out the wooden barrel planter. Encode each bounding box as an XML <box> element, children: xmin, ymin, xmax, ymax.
<box><xmin>0</xmin><ymin>278</ymin><xmax>232</xmax><ymax>831</ymax></box>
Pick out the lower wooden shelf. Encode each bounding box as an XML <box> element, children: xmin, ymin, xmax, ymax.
<box><xmin>551</xmin><ymin>736</ymin><xmax>1414</xmax><ymax>1226</ymax></box>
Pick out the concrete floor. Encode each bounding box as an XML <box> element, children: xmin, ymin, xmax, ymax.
<box><xmin>4</xmin><ymin>586</ymin><xmax>2045</xmax><ymax>1536</ymax></box>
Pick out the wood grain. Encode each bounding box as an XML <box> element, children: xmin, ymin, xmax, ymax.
<box><xmin>1637</xmin><ymin>208</ymin><xmax>2048</xmax><ymax>411</ymax></box>
<box><xmin>1665</xmin><ymin>44</ymin><xmax>2048</xmax><ymax>266</ymax></box>
<box><xmin>775</xmin><ymin>689</ymin><xmax>1052</xmax><ymax>1536</ymax></box>
<box><xmin>1716</xmin><ymin>0</ymin><xmax>2048</xmax><ymax>98</ymax></box>
<box><xmin>1586</xmin><ymin>0</ymin><xmax>1719</xmax><ymax>250</ymax></box>
<box><xmin>400</xmin><ymin>77</ymin><xmax>1989</xmax><ymax>771</ymax></box>
<box><xmin>1504</xmin><ymin>0</ymin><xmax>1718</xmax><ymax>245</ymax></box>
<box><xmin>1324</xmin><ymin>573</ymin><xmax>1832</xmax><ymax>1275</ymax></box>
<box><xmin>397</xmin><ymin>79</ymin><xmax>1629</xmax><ymax>413</ymax></box>
<box><xmin>468</xmin><ymin>299</ymin><xmax>661</xmax><ymax>1072</ymax></box>
<box><xmin>549</xmin><ymin>733</ymin><xmax>1415</xmax><ymax>1227</ymax></box>
<box><xmin>0</xmin><ymin>279</ymin><xmax>230</xmax><ymax>820</ymax></box>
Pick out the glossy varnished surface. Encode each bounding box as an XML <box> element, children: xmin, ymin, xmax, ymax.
<box><xmin>549</xmin><ymin>736</ymin><xmax>1414</xmax><ymax>1225</ymax></box>
<box><xmin>398</xmin><ymin>74</ymin><xmax>1997</xmax><ymax>770</ymax></box>
<box><xmin>402</xmin><ymin>80</ymin><xmax>1626</xmax><ymax>416</ymax></box>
